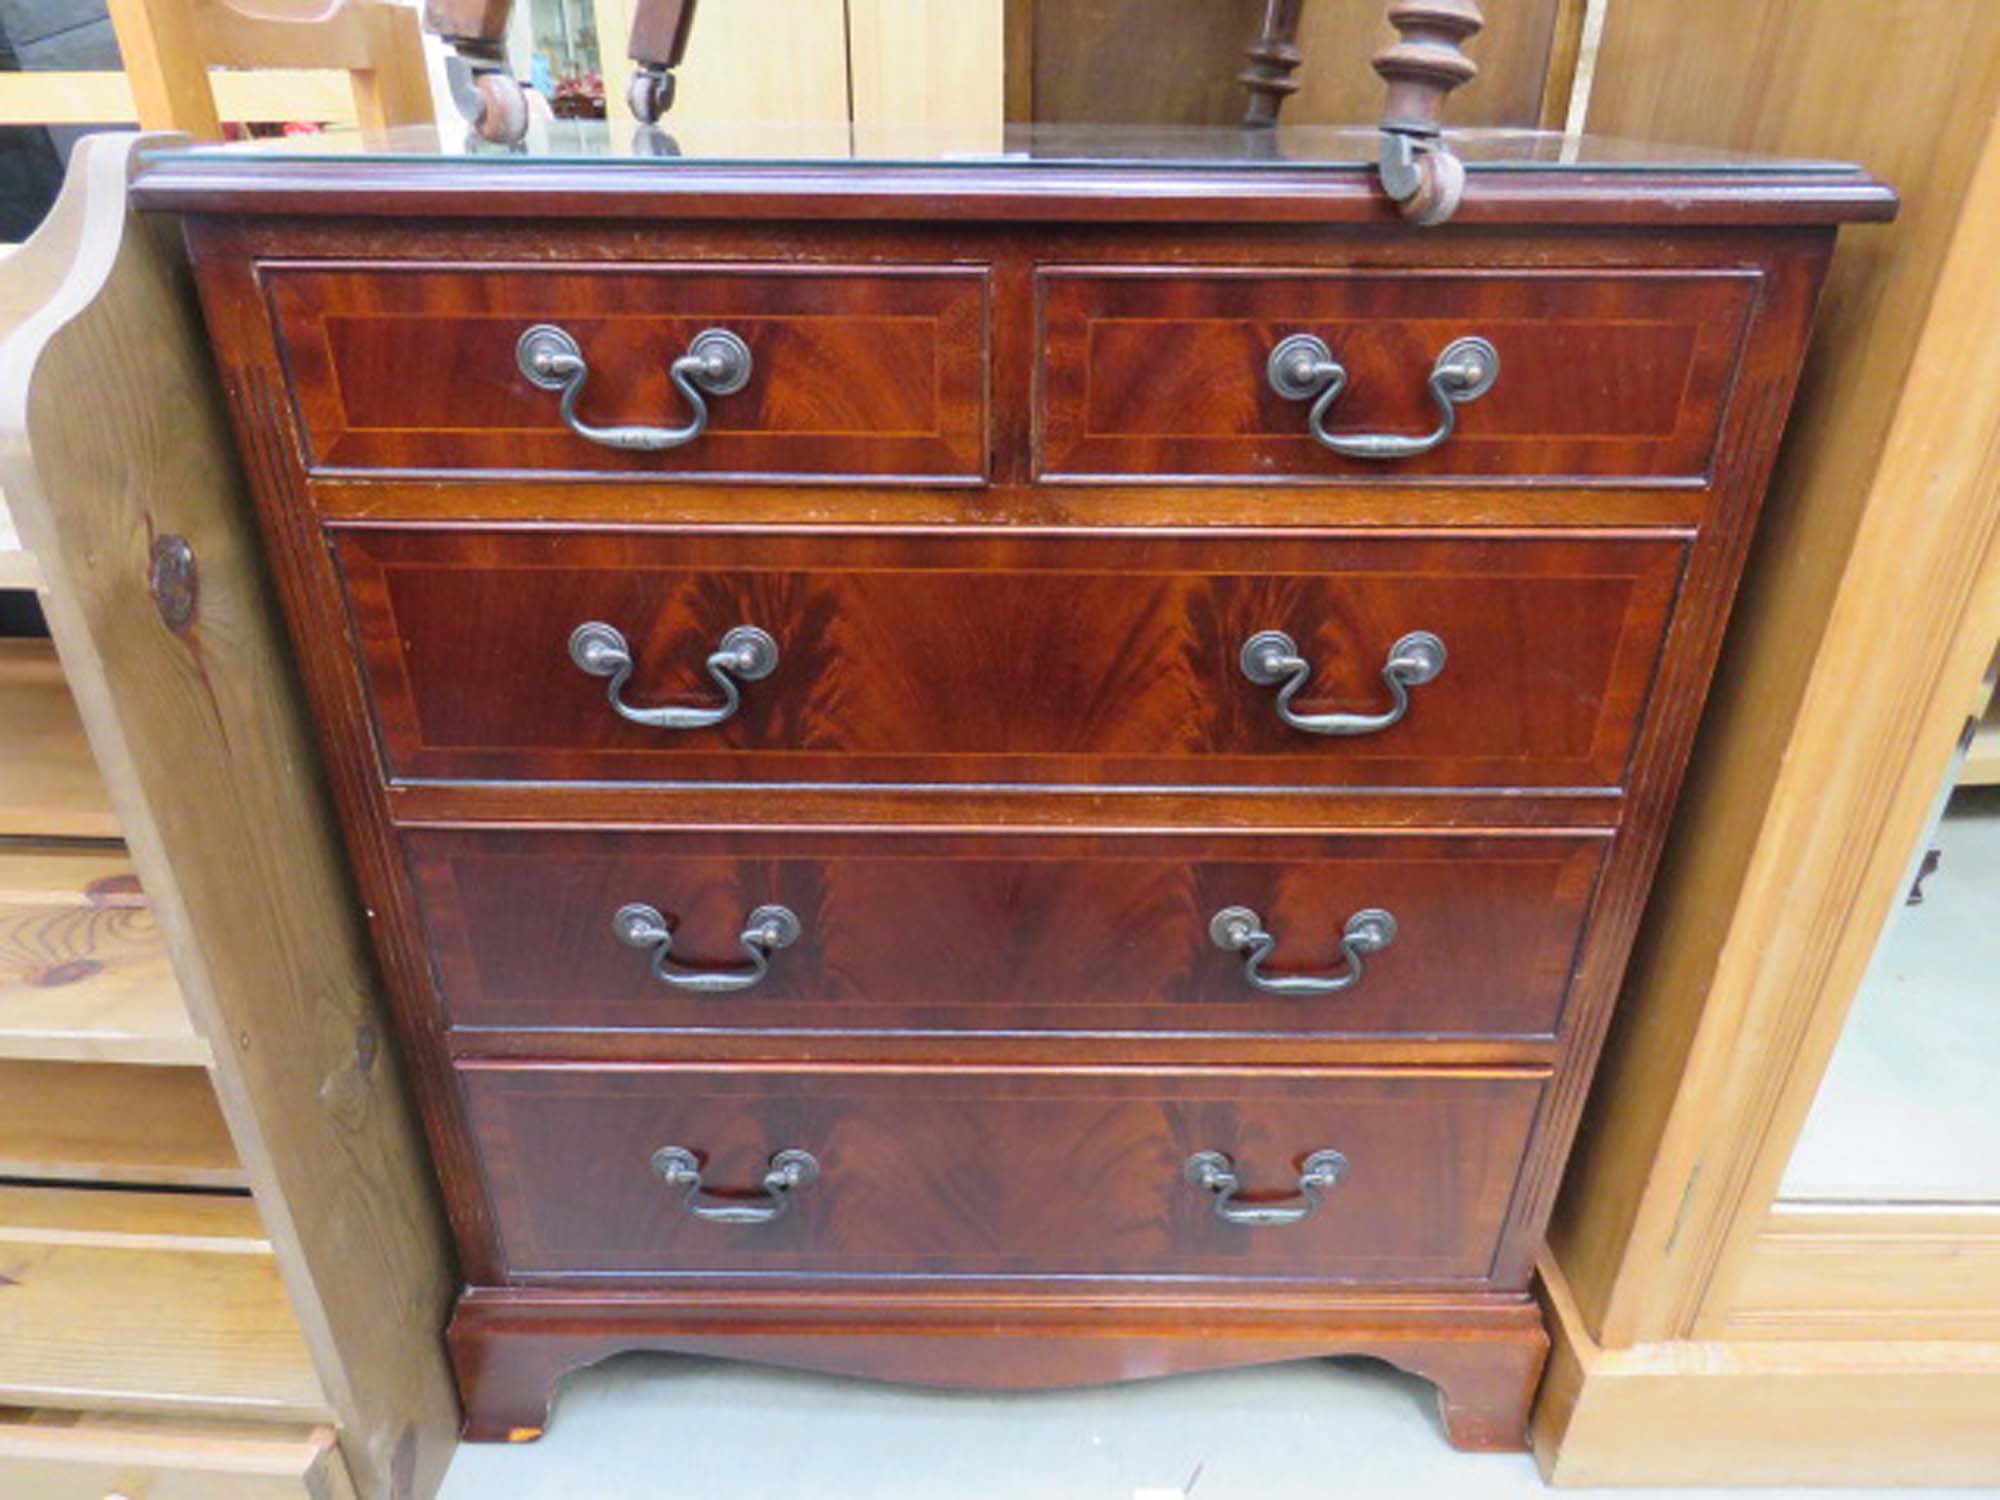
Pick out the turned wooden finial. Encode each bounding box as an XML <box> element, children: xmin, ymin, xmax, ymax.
<box><xmin>1241</xmin><ymin>0</ymin><xmax>1307</xmax><ymax>128</ymax></box>
<box><xmin>1373</xmin><ymin>0</ymin><xmax>1483</xmax><ymax>225</ymax></box>
<box><xmin>1373</xmin><ymin>0</ymin><xmax>1483</xmax><ymax>137</ymax></box>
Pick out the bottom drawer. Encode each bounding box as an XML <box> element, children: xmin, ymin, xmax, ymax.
<box><xmin>464</xmin><ymin>1064</ymin><xmax>1545</xmax><ymax>1285</ymax></box>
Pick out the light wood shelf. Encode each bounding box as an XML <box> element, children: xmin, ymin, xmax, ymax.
<box><xmin>0</xmin><ymin>1060</ymin><xmax>245</xmax><ymax>1188</ymax></box>
<box><xmin>0</xmin><ymin>1410</ymin><xmax>355</xmax><ymax>1500</ymax></box>
<box><xmin>0</xmin><ymin>638</ymin><xmax>118</xmax><ymax>839</ymax></box>
<box><xmin>0</xmin><ymin>845</ymin><xmax>207</xmax><ymax>1065</ymax></box>
<box><xmin>0</xmin><ymin>1184</ymin><xmax>328</xmax><ymax>1422</ymax></box>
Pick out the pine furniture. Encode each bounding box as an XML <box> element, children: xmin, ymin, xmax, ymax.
<box><xmin>0</xmin><ymin>133</ymin><xmax>459</xmax><ymax>1500</ymax></box>
<box><xmin>1532</xmin><ymin>0</ymin><xmax>2000</xmax><ymax>1483</ymax></box>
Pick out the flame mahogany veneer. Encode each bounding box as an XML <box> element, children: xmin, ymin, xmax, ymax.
<box><xmin>336</xmin><ymin>528</ymin><xmax>1683</xmax><ymax>790</ymax></box>
<box><xmin>139</xmin><ymin>148</ymin><xmax>1893</xmax><ymax>1452</ymax></box>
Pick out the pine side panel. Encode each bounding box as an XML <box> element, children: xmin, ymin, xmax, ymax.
<box><xmin>0</xmin><ymin>133</ymin><xmax>459</xmax><ymax>1500</ymax></box>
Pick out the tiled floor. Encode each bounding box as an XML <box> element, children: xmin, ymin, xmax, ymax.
<box><xmin>436</xmin><ymin>1353</ymin><xmax>1969</xmax><ymax>1499</ymax></box>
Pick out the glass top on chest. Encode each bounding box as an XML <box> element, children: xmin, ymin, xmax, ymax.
<box><xmin>153</xmin><ymin>121</ymin><xmax>1860</xmax><ymax>180</ymax></box>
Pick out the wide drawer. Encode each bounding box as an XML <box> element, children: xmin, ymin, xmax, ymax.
<box><xmin>264</xmin><ymin>262</ymin><xmax>989</xmax><ymax>480</ymax></box>
<box><xmin>462</xmin><ymin>1063</ymin><xmax>1546</xmax><ymax>1283</ymax></box>
<box><xmin>336</xmin><ymin>528</ymin><xmax>1683</xmax><ymax>790</ymax></box>
<box><xmin>1037</xmin><ymin>267</ymin><xmax>1759</xmax><ymax>482</ymax></box>
<box><xmin>412</xmin><ymin>827</ymin><xmax>1605</xmax><ymax>1039</ymax></box>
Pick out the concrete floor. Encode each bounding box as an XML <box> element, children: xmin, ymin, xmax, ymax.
<box><xmin>436</xmin><ymin>1353</ymin><xmax>1977</xmax><ymax>1499</ymax></box>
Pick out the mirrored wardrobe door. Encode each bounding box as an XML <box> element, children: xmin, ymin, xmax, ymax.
<box><xmin>1784</xmin><ymin>649</ymin><xmax>2000</xmax><ymax>1206</ymax></box>
<box><xmin>1735</xmin><ymin>647</ymin><xmax>2000</xmax><ymax>1338</ymax></box>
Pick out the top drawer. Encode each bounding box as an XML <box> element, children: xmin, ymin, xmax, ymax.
<box><xmin>1037</xmin><ymin>268</ymin><xmax>1759</xmax><ymax>484</ymax></box>
<box><xmin>264</xmin><ymin>262</ymin><xmax>990</xmax><ymax>481</ymax></box>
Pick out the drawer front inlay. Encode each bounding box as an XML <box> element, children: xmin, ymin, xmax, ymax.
<box><xmin>463</xmin><ymin>1064</ymin><xmax>1546</xmax><ymax>1282</ymax></box>
<box><xmin>410</xmin><ymin>827</ymin><xmax>1608</xmax><ymax>1039</ymax></box>
<box><xmin>1037</xmin><ymin>267</ymin><xmax>1759</xmax><ymax>482</ymax></box>
<box><xmin>264</xmin><ymin>262</ymin><xmax>990</xmax><ymax>480</ymax></box>
<box><xmin>335</xmin><ymin>527</ymin><xmax>1684</xmax><ymax>791</ymax></box>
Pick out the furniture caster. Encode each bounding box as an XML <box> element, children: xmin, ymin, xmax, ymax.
<box><xmin>628</xmin><ymin>66</ymin><xmax>674</xmax><ymax>124</ymax></box>
<box><xmin>626</xmin><ymin>0</ymin><xmax>697</xmax><ymax>123</ymax></box>
<box><xmin>469</xmin><ymin>69</ymin><xmax>529</xmax><ymax>146</ymax></box>
<box><xmin>425</xmin><ymin>1</ymin><xmax>531</xmax><ymax>146</ymax></box>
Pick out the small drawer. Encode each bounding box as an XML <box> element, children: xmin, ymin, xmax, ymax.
<box><xmin>1037</xmin><ymin>267</ymin><xmax>1759</xmax><ymax>482</ymax></box>
<box><xmin>411</xmin><ymin>826</ymin><xmax>1606</xmax><ymax>1039</ymax></box>
<box><xmin>264</xmin><ymin>261</ymin><xmax>989</xmax><ymax>480</ymax></box>
<box><xmin>335</xmin><ymin>527</ymin><xmax>1683</xmax><ymax>791</ymax></box>
<box><xmin>462</xmin><ymin>1063</ymin><xmax>1546</xmax><ymax>1283</ymax></box>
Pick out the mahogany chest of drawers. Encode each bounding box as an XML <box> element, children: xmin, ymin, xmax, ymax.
<box><xmin>136</xmin><ymin>129</ymin><xmax>1892</xmax><ymax>1451</ymax></box>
